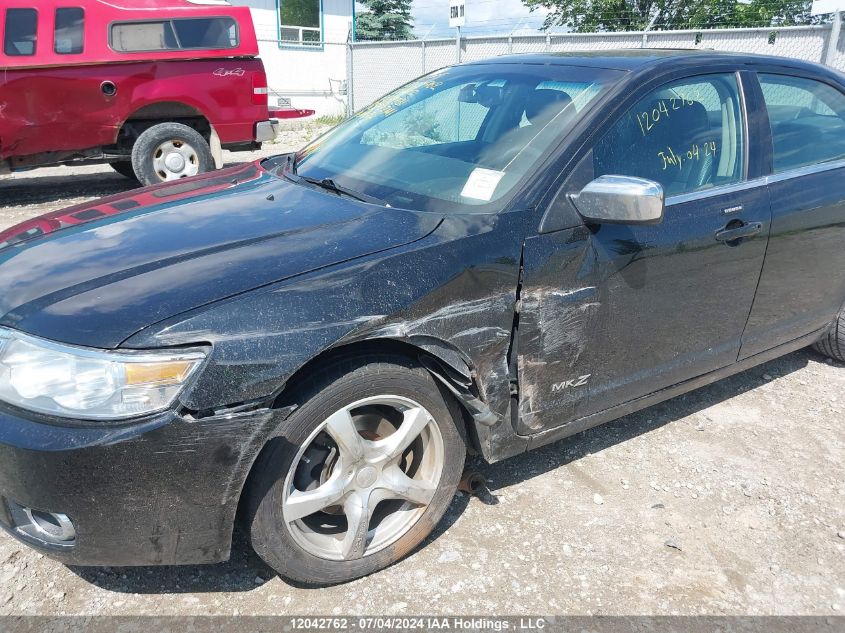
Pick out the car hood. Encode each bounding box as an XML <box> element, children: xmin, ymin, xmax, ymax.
<box><xmin>0</xmin><ymin>163</ymin><xmax>442</xmax><ymax>348</ymax></box>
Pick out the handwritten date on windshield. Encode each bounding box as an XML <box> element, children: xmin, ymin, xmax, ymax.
<box><xmin>658</xmin><ymin>141</ymin><xmax>717</xmax><ymax>171</ymax></box>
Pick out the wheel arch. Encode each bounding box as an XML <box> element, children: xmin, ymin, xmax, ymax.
<box><xmin>232</xmin><ymin>336</ymin><xmax>487</xmax><ymax>551</ymax></box>
<box><xmin>271</xmin><ymin>336</ymin><xmax>494</xmax><ymax>458</ymax></box>
<box><xmin>116</xmin><ymin>101</ymin><xmax>215</xmax><ymax>147</ymax></box>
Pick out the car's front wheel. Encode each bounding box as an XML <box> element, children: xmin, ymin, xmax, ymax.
<box><xmin>244</xmin><ymin>356</ymin><xmax>466</xmax><ymax>585</ymax></box>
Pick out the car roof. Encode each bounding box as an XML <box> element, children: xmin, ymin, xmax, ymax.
<box><xmin>469</xmin><ymin>48</ymin><xmax>824</xmax><ymax>73</ymax></box>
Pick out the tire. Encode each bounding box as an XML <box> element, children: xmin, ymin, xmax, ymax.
<box><xmin>130</xmin><ymin>122</ymin><xmax>214</xmax><ymax>186</ymax></box>
<box><xmin>243</xmin><ymin>355</ymin><xmax>466</xmax><ymax>585</ymax></box>
<box><xmin>814</xmin><ymin>307</ymin><xmax>845</xmax><ymax>362</ymax></box>
<box><xmin>109</xmin><ymin>161</ymin><xmax>138</xmax><ymax>181</ymax></box>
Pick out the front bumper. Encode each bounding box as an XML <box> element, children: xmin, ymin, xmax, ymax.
<box><xmin>0</xmin><ymin>403</ymin><xmax>290</xmax><ymax>567</ymax></box>
<box><xmin>255</xmin><ymin>120</ymin><xmax>280</xmax><ymax>143</ymax></box>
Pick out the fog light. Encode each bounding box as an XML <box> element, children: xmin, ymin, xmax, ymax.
<box><xmin>6</xmin><ymin>500</ymin><xmax>75</xmax><ymax>548</ymax></box>
<box><xmin>24</xmin><ymin>509</ymin><xmax>75</xmax><ymax>541</ymax></box>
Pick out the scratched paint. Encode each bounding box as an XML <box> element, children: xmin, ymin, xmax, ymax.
<box><xmin>517</xmin><ymin>286</ymin><xmax>601</xmax><ymax>433</ymax></box>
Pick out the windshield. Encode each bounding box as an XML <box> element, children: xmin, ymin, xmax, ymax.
<box><xmin>289</xmin><ymin>63</ymin><xmax>624</xmax><ymax>213</ymax></box>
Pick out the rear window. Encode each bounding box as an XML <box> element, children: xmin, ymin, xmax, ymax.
<box><xmin>4</xmin><ymin>8</ymin><xmax>37</xmax><ymax>57</ymax></box>
<box><xmin>54</xmin><ymin>7</ymin><xmax>84</xmax><ymax>55</ymax></box>
<box><xmin>110</xmin><ymin>17</ymin><xmax>238</xmax><ymax>53</ymax></box>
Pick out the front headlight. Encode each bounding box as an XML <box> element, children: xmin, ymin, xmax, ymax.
<box><xmin>0</xmin><ymin>328</ymin><xmax>206</xmax><ymax>421</ymax></box>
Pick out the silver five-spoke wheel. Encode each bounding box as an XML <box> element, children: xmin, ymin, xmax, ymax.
<box><xmin>282</xmin><ymin>395</ymin><xmax>445</xmax><ymax>561</ymax></box>
<box><xmin>245</xmin><ymin>357</ymin><xmax>465</xmax><ymax>584</ymax></box>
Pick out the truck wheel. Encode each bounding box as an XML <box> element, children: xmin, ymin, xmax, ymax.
<box><xmin>814</xmin><ymin>306</ymin><xmax>845</xmax><ymax>362</ymax></box>
<box><xmin>244</xmin><ymin>356</ymin><xmax>466</xmax><ymax>585</ymax></box>
<box><xmin>109</xmin><ymin>161</ymin><xmax>138</xmax><ymax>181</ymax></box>
<box><xmin>131</xmin><ymin>122</ymin><xmax>214</xmax><ymax>186</ymax></box>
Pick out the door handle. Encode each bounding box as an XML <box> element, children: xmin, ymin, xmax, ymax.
<box><xmin>715</xmin><ymin>221</ymin><xmax>763</xmax><ymax>244</ymax></box>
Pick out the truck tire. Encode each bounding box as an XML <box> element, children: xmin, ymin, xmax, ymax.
<box><xmin>131</xmin><ymin>122</ymin><xmax>214</xmax><ymax>186</ymax></box>
<box><xmin>814</xmin><ymin>307</ymin><xmax>845</xmax><ymax>362</ymax></box>
<box><xmin>109</xmin><ymin>161</ymin><xmax>138</xmax><ymax>181</ymax></box>
<box><xmin>243</xmin><ymin>355</ymin><xmax>466</xmax><ymax>585</ymax></box>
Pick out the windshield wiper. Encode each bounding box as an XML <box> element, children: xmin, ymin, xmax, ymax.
<box><xmin>283</xmin><ymin>172</ymin><xmax>390</xmax><ymax>207</ymax></box>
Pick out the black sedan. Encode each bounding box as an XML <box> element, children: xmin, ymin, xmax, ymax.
<box><xmin>0</xmin><ymin>50</ymin><xmax>844</xmax><ymax>585</ymax></box>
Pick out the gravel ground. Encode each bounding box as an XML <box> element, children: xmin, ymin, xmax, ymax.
<box><xmin>0</xmin><ymin>125</ymin><xmax>843</xmax><ymax>617</ymax></box>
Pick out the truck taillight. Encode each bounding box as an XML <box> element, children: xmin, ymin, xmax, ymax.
<box><xmin>253</xmin><ymin>73</ymin><xmax>269</xmax><ymax>106</ymax></box>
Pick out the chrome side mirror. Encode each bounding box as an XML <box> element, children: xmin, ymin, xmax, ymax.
<box><xmin>570</xmin><ymin>175</ymin><xmax>664</xmax><ymax>225</ymax></box>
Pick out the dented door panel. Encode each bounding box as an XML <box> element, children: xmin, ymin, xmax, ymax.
<box><xmin>516</xmin><ymin>226</ymin><xmax>597</xmax><ymax>432</ymax></box>
<box><xmin>517</xmin><ymin>186</ymin><xmax>771</xmax><ymax>435</ymax></box>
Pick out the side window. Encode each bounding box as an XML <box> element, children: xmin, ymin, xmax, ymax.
<box><xmin>362</xmin><ymin>83</ymin><xmax>492</xmax><ymax>149</ymax></box>
<box><xmin>110</xmin><ymin>19</ymin><xmax>236</xmax><ymax>53</ymax></box>
<box><xmin>111</xmin><ymin>21</ymin><xmax>178</xmax><ymax>52</ymax></box>
<box><xmin>594</xmin><ymin>74</ymin><xmax>745</xmax><ymax>197</ymax></box>
<box><xmin>172</xmin><ymin>18</ymin><xmax>237</xmax><ymax>49</ymax></box>
<box><xmin>279</xmin><ymin>0</ymin><xmax>321</xmax><ymax>47</ymax></box>
<box><xmin>54</xmin><ymin>7</ymin><xmax>84</xmax><ymax>55</ymax></box>
<box><xmin>4</xmin><ymin>8</ymin><xmax>38</xmax><ymax>57</ymax></box>
<box><xmin>759</xmin><ymin>74</ymin><xmax>845</xmax><ymax>173</ymax></box>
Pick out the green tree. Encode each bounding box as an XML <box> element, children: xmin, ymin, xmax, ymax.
<box><xmin>735</xmin><ymin>0</ymin><xmax>818</xmax><ymax>26</ymax></box>
<box><xmin>521</xmin><ymin>0</ymin><xmax>819</xmax><ymax>32</ymax></box>
<box><xmin>355</xmin><ymin>0</ymin><xmax>415</xmax><ymax>40</ymax></box>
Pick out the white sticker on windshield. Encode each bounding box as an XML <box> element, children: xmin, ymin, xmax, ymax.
<box><xmin>460</xmin><ymin>168</ymin><xmax>505</xmax><ymax>202</ymax></box>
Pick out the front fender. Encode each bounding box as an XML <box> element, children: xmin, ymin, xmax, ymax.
<box><xmin>123</xmin><ymin>212</ymin><xmax>529</xmax><ymax>460</ymax></box>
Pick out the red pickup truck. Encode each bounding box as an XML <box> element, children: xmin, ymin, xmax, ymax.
<box><xmin>0</xmin><ymin>0</ymin><xmax>304</xmax><ymax>185</ymax></box>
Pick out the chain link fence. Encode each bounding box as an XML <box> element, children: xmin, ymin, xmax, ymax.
<box><xmin>346</xmin><ymin>21</ymin><xmax>845</xmax><ymax>114</ymax></box>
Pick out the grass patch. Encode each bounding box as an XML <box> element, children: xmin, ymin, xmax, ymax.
<box><xmin>314</xmin><ymin>113</ymin><xmax>347</xmax><ymax>127</ymax></box>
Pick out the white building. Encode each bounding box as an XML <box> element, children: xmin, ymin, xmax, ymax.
<box><xmin>231</xmin><ymin>0</ymin><xmax>354</xmax><ymax>116</ymax></box>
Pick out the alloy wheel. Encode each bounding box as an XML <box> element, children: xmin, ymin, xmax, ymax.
<box><xmin>281</xmin><ymin>395</ymin><xmax>445</xmax><ymax>561</ymax></box>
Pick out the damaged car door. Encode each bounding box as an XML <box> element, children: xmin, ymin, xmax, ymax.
<box><xmin>516</xmin><ymin>71</ymin><xmax>772</xmax><ymax>434</ymax></box>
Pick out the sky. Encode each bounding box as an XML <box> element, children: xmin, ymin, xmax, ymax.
<box><xmin>412</xmin><ymin>0</ymin><xmax>550</xmax><ymax>37</ymax></box>
<box><xmin>357</xmin><ymin>0</ymin><xmax>551</xmax><ymax>39</ymax></box>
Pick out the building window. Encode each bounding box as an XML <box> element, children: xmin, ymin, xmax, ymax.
<box><xmin>279</xmin><ymin>0</ymin><xmax>321</xmax><ymax>47</ymax></box>
<box><xmin>54</xmin><ymin>8</ymin><xmax>84</xmax><ymax>55</ymax></box>
<box><xmin>110</xmin><ymin>17</ymin><xmax>238</xmax><ymax>53</ymax></box>
<box><xmin>4</xmin><ymin>8</ymin><xmax>38</xmax><ymax>57</ymax></box>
